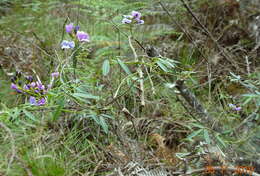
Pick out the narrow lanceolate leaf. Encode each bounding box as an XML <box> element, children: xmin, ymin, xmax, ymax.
<box><xmin>216</xmin><ymin>134</ymin><xmax>227</xmax><ymax>148</ymax></box>
<box><xmin>159</xmin><ymin>58</ymin><xmax>176</xmax><ymax>68</ymax></box>
<box><xmin>52</xmin><ymin>97</ymin><xmax>65</xmax><ymax>121</ymax></box>
<box><xmin>117</xmin><ymin>58</ymin><xmax>132</xmax><ymax>75</ymax></box>
<box><xmin>99</xmin><ymin>115</ymin><xmax>108</xmax><ymax>133</ymax></box>
<box><xmin>203</xmin><ymin>129</ymin><xmax>211</xmax><ymax>144</ymax></box>
<box><xmin>72</xmin><ymin>93</ymin><xmax>99</xmax><ymax>100</ymax></box>
<box><xmin>23</xmin><ymin>109</ymin><xmax>36</xmax><ymax>121</ymax></box>
<box><xmin>186</xmin><ymin>129</ymin><xmax>203</xmax><ymax>140</ymax></box>
<box><xmin>156</xmin><ymin>60</ymin><xmax>169</xmax><ymax>72</ymax></box>
<box><xmin>102</xmin><ymin>59</ymin><xmax>110</xmax><ymax>76</ymax></box>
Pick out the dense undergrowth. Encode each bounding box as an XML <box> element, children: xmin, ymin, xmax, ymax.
<box><xmin>0</xmin><ymin>0</ymin><xmax>259</xmax><ymax>175</ymax></box>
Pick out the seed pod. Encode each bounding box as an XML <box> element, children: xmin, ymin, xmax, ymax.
<box><xmin>16</xmin><ymin>71</ymin><xmax>22</xmax><ymax>78</ymax></box>
<box><xmin>25</xmin><ymin>75</ymin><xmax>33</xmax><ymax>82</ymax></box>
<box><xmin>18</xmin><ymin>80</ymin><xmax>22</xmax><ymax>86</ymax></box>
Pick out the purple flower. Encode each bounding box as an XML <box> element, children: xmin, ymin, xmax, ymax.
<box><xmin>131</xmin><ymin>11</ymin><xmax>141</xmax><ymax>20</ymax></box>
<box><xmin>123</xmin><ymin>15</ymin><xmax>133</xmax><ymax>19</ymax></box>
<box><xmin>234</xmin><ymin>107</ymin><xmax>242</xmax><ymax>111</ymax></box>
<box><xmin>75</xmin><ymin>25</ymin><xmax>80</xmax><ymax>32</ymax></box>
<box><xmin>136</xmin><ymin>19</ymin><xmax>144</xmax><ymax>24</ymax></box>
<box><xmin>122</xmin><ymin>11</ymin><xmax>144</xmax><ymax>25</ymax></box>
<box><xmin>122</xmin><ymin>18</ymin><xmax>132</xmax><ymax>24</ymax></box>
<box><xmin>29</xmin><ymin>97</ymin><xmax>46</xmax><ymax>106</ymax></box>
<box><xmin>65</xmin><ymin>23</ymin><xmax>74</xmax><ymax>33</ymax></box>
<box><xmin>23</xmin><ymin>84</ymin><xmax>30</xmax><ymax>90</ymax></box>
<box><xmin>36</xmin><ymin>81</ymin><xmax>45</xmax><ymax>90</ymax></box>
<box><xmin>11</xmin><ymin>83</ymin><xmax>18</xmax><ymax>90</ymax></box>
<box><xmin>25</xmin><ymin>76</ymin><xmax>33</xmax><ymax>82</ymax></box>
<box><xmin>228</xmin><ymin>103</ymin><xmax>242</xmax><ymax>111</ymax></box>
<box><xmin>76</xmin><ymin>31</ymin><xmax>90</xmax><ymax>42</ymax></box>
<box><xmin>61</xmin><ymin>40</ymin><xmax>75</xmax><ymax>49</ymax></box>
<box><xmin>11</xmin><ymin>83</ymin><xmax>22</xmax><ymax>93</ymax></box>
<box><xmin>228</xmin><ymin>103</ymin><xmax>236</xmax><ymax>108</ymax></box>
<box><xmin>37</xmin><ymin>98</ymin><xmax>46</xmax><ymax>106</ymax></box>
<box><xmin>51</xmin><ymin>72</ymin><xmax>59</xmax><ymax>78</ymax></box>
<box><xmin>30</xmin><ymin>82</ymin><xmax>36</xmax><ymax>88</ymax></box>
<box><xmin>29</xmin><ymin>96</ymin><xmax>37</xmax><ymax>105</ymax></box>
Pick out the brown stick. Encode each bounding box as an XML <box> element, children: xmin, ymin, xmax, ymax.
<box><xmin>122</xmin><ymin>107</ymin><xmax>139</xmax><ymax>139</ymax></box>
<box><xmin>175</xmin><ymin>80</ymin><xmax>219</xmax><ymax>131</ymax></box>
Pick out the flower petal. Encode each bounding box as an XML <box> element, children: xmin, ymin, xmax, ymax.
<box><xmin>65</xmin><ymin>23</ymin><xmax>74</xmax><ymax>33</ymax></box>
<box><xmin>76</xmin><ymin>31</ymin><xmax>90</xmax><ymax>42</ymax></box>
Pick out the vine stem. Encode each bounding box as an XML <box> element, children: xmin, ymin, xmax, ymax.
<box><xmin>128</xmin><ymin>36</ymin><xmax>145</xmax><ymax>106</ymax></box>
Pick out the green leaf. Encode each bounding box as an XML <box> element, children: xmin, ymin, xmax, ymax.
<box><xmin>52</xmin><ymin>97</ymin><xmax>65</xmax><ymax>121</ymax></box>
<box><xmin>159</xmin><ymin>58</ymin><xmax>176</xmax><ymax>68</ymax></box>
<box><xmin>102</xmin><ymin>59</ymin><xmax>110</xmax><ymax>76</ymax></box>
<box><xmin>216</xmin><ymin>134</ymin><xmax>227</xmax><ymax>148</ymax></box>
<box><xmin>87</xmin><ymin>114</ymin><xmax>109</xmax><ymax>133</ymax></box>
<box><xmin>242</xmin><ymin>97</ymin><xmax>252</xmax><ymax>105</ymax></box>
<box><xmin>156</xmin><ymin>60</ymin><xmax>169</xmax><ymax>72</ymax></box>
<box><xmin>186</xmin><ymin>129</ymin><xmax>203</xmax><ymax>140</ymax></box>
<box><xmin>88</xmin><ymin>114</ymin><xmax>99</xmax><ymax>125</ymax></box>
<box><xmin>203</xmin><ymin>129</ymin><xmax>211</xmax><ymax>144</ymax></box>
<box><xmin>99</xmin><ymin>115</ymin><xmax>108</xmax><ymax>133</ymax></box>
<box><xmin>176</xmin><ymin>152</ymin><xmax>191</xmax><ymax>159</ymax></box>
<box><xmin>117</xmin><ymin>58</ymin><xmax>132</xmax><ymax>75</ymax></box>
<box><xmin>190</xmin><ymin>123</ymin><xmax>205</xmax><ymax>129</ymax></box>
<box><xmin>9</xmin><ymin>107</ymin><xmax>20</xmax><ymax>120</ymax></box>
<box><xmin>72</xmin><ymin>93</ymin><xmax>99</xmax><ymax>100</ymax></box>
<box><xmin>23</xmin><ymin>109</ymin><xmax>36</xmax><ymax>121</ymax></box>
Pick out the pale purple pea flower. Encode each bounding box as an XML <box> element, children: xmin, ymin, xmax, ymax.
<box><xmin>76</xmin><ymin>31</ymin><xmax>90</xmax><ymax>42</ymax></box>
<box><xmin>228</xmin><ymin>103</ymin><xmax>242</xmax><ymax>111</ymax></box>
<box><xmin>65</xmin><ymin>23</ymin><xmax>74</xmax><ymax>33</ymax></box>
<box><xmin>75</xmin><ymin>25</ymin><xmax>80</xmax><ymax>32</ymax></box>
<box><xmin>23</xmin><ymin>84</ymin><xmax>30</xmax><ymax>90</ymax></box>
<box><xmin>122</xmin><ymin>18</ymin><xmax>132</xmax><ymax>24</ymax></box>
<box><xmin>25</xmin><ymin>76</ymin><xmax>33</xmax><ymax>82</ymax></box>
<box><xmin>123</xmin><ymin>15</ymin><xmax>133</xmax><ymax>19</ymax></box>
<box><xmin>136</xmin><ymin>19</ymin><xmax>144</xmax><ymax>24</ymax></box>
<box><xmin>228</xmin><ymin>103</ymin><xmax>236</xmax><ymax>109</ymax></box>
<box><xmin>51</xmin><ymin>72</ymin><xmax>59</xmax><ymax>78</ymax></box>
<box><xmin>61</xmin><ymin>40</ymin><xmax>75</xmax><ymax>49</ymax></box>
<box><xmin>11</xmin><ymin>83</ymin><xmax>18</xmax><ymax>90</ymax></box>
<box><xmin>11</xmin><ymin>83</ymin><xmax>22</xmax><ymax>93</ymax></box>
<box><xmin>30</xmin><ymin>82</ymin><xmax>36</xmax><ymax>88</ymax></box>
<box><xmin>37</xmin><ymin>98</ymin><xmax>46</xmax><ymax>106</ymax></box>
<box><xmin>29</xmin><ymin>96</ymin><xmax>37</xmax><ymax>105</ymax></box>
<box><xmin>131</xmin><ymin>11</ymin><xmax>141</xmax><ymax>20</ymax></box>
<box><xmin>234</xmin><ymin>107</ymin><xmax>242</xmax><ymax>111</ymax></box>
<box><xmin>122</xmin><ymin>11</ymin><xmax>144</xmax><ymax>25</ymax></box>
<box><xmin>36</xmin><ymin>81</ymin><xmax>45</xmax><ymax>90</ymax></box>
<box><xmin>29</xmin><ymin>97</ymin><xmax>46</xmax><ymax>106</ymax></box>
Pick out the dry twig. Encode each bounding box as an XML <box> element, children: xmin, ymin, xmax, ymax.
<box><xmin>175</xmin><ymin>80</ymin><xmax>219</xmax><ymax>131</ymax></box>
